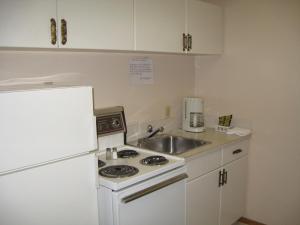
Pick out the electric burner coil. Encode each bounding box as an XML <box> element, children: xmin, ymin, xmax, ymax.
<box><xmin>98</xmin><ymin>160</ymin><xmax>106</xmax><ymax>168</ymax></box>
<box><xmin>117</xmin><ymin>149</ymin><xmax>139</xmax><ymax>158</ymax></box>
<box><xmin>140</xmin><ymin>155</ymin><xmax>169</xmax><ymax>166</ymax></box>
<box><xmin>99</xmin><ymin>165</ymin><xmax>139</xmax><ymax>178</ymax></box>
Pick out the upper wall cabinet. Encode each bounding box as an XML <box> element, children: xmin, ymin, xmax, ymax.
<box><xmin>134</xmin><ymin>0</ymin><xmax>185</xmax><ymax>53</ymax></box>
<box><xmin>134</xmin><ymin>0</ymin><xmax>223</xmax><ymax>54</ymax></box>
<box><xmin>57</xmin><ymin>0</ymin><xmax>134</xmax><ymax>50</ymax></box>
<box><xmin>186</xmin><ymin>0</ymin><xmax>223</xmax><ymax>54</ymax></box>
<box><xmin>0</xmin><ymin>0</ymin><xmax>57</xmax><ymax>48</ymax></box>
<box><xmin>0</xmin><ymin>0</ymin><xmax>223</xmax><ymax>54</ymax></box>
<box><xmin>0</xmin><ymin>0</ymin><xmax>134</xmax><ymax>50</ymax></box>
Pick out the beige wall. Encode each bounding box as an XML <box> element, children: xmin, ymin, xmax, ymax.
<box><xmin>195</xmin><ymin>0</ymin><xmax>300</xmax><ymax>224</ymax></box>
<box><xmin>0</xmin><ymin>50</ymin><xmax>195</xmax><ymax>137</ymax></box>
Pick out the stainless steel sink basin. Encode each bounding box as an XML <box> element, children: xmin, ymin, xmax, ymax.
<box><xmin>137</xmin><ymin>134</ymin><xmax>210</xmax><ymax>155</ymax></box>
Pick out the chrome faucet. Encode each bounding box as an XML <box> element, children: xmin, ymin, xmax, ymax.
<box><xmin>146</xmin><ymin>125</ymin><xmax>164</xmax><ymax>138</ymax></box>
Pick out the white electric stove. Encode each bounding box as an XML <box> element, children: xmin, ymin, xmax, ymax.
<box><xmin>97</xmin><ymin>145</ymin><xmax>185</xmax><ymax>191</ymax></box>
<box><xmin>95</xmin><ymin>106</ymin><xmax>187</xmax><ymax>225</ymax></box>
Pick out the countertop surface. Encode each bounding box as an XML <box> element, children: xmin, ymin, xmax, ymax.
<box><xmin>166</xmin><ymin>128</ymin><xmax>251</xmax><ymax>160</ymax></box>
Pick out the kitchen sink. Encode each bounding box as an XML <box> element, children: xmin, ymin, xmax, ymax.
<box><xmin>136</xmin><ymin>134</ymin><xmax>210</xmax><ymax>155</ymax></box>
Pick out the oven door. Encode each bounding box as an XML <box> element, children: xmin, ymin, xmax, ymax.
<box><xmin>112</xmin><ymin>167</ymin><xmax>187</xmax><ymax>225</ymax></box>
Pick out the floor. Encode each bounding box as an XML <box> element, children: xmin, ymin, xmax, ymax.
<box><xmin>237</xmin><ymin>217</ymin><xmax>266</xmax><ymax>225</ymax></box>
<box><xmin>235</xmin><ymin>220</ymin><xmax>267</xmax><ymax>225</ymax></box>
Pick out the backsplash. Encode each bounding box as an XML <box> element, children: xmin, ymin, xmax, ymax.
<box><xmin>127</xmin><ymin>117</ymin><xmax>180</xmax><ymax>143</ymax></box>
<box><xmin>0</xmin><ymin>50</ymin><xmax>195</xmax><ymax>127</ymax></box>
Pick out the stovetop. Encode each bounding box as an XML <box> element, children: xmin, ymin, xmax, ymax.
<box><xmin>97</xmin><ymin>145</ymin><xmax>185</xmax><ymax>191</ymax></box>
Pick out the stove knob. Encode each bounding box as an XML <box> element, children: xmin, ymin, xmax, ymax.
<box><xmin>112</xmin><ymin>118</ymin><xmax>121</xmax><ymax>128</ymax></box>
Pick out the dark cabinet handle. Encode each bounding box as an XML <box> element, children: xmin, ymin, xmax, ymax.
<box><xmin>182</xmin><ymin>33</ymin><xmax>188</xmax><ymax>51</ymax></box>
<box><xmin>218</xmin><ymin>170</ymin><xmax>223</xmax><ymax>187</ymax></box>
<box><xmin>61</xmin><ymin>19</ymin><xmax>67</xmax><ymax>45</ymax></box>
<box><xmin>223</xmin><ymin>169</ymin><xmax>227</xmax><ymax>184</ymax></box>
<box><xmin>50</xmin><ymin>18</ymin><xmax>57</xmax><ymax>45</ymax></box>
<box><xmin>233</xmin><ymin>149</ymin><xmax>242</xmax><ymax>155</ymax></box>
<box><xmin>187</xmin><ymin>34</ymin><xmax>192</xmax><ymax>51</ymax></box>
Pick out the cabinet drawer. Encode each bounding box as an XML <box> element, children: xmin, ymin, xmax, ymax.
<box><xmin>186</xmin><ymin>149</ymin><xmax>222</xmax><ymax>181</ymax></box>
<box><xmin>222</xmin><ymin>140</ymin><xmax>249</xmax><ymax>165</ymax></box>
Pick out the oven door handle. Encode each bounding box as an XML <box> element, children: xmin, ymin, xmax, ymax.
<box><xmin>122</xmin><ymin>173</ymin><xmax>188</xmax><ymax>204</ymax></box>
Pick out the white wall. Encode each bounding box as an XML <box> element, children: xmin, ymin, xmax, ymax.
<box><xmin>0</xmin><ymin>50</ymin><xmax>195</xmax><ymax>138</ymax></box>
<box><xmin>195</xmin><ymin>0</ymin><xmax>300</xmax><ymax>224</ymax></box>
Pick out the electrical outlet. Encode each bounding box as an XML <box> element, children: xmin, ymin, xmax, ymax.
<box><xmin>165</xmin><ymin>106</ymin><xmax>171</xmax><ymax>118</ymax></box>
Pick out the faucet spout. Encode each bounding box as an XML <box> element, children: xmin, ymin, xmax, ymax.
<box><xmin>147</xmin><ymin>126</ymin><xmax>164</xmax><ymax>139</ymax></box>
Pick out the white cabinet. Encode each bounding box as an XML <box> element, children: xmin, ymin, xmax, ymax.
<box><xmin>186</xmin><ymin>140</ymin><xmax>249</xmax><ymax>225</ymax></box>
<box><xmin>0</xmin><ymin>0</ymin><xmax>57</xmax><ymax>48</ymax></box>
<box><xmin>134</xmin><ymin>0</ymin><xmax>185</xmax><ymax>53</ymax></box>
<box><xmin>0</xmin><ymin>0</ymin><xmax>134</xmax><ymax>50</ymax></box>
<box><xmin>187</xmin><ymin>169</ymin><xmax>221</xmax><ymax>225</ymax></box>
<box><xmin>134</xmin><ymin>0</ymin><xmax>223</xmax><ymax>54</ymax></box>
<box><xmin>57</xmin><ymin>0</ymin><xmax>134</xmax><ymax>50</ymax></box>
<box><xmin>0</xmin><ymin>0</ymin><xmax>223</xmax><ymax>53</ymax></box>
<box><xmin>186</xmin><ymin>0</ymin><xmax>223</xmax><ymax>54</ymax></box>
<box><xmin>220</xmin><ymin>156</ymin><xmax>248</xmax><ymax>225</ymax></box>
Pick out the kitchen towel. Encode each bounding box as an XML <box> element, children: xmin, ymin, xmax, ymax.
<box><xmin>226</xmin><ymin>127</ymin><xmax>251</xmax><ymax>136</ymax></box>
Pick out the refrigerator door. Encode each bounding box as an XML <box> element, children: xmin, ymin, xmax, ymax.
<box><xmin>0</xmin><ymin>153</ymin><xmax>99</xmax><ymax>225</ymax></box>
<box><xmin>0</xmin><ymin>86</ymin><xmax>97</xmax><ymax>174</ymax></box>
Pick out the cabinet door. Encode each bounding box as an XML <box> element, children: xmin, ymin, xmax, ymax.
<box><xmin>0</xmin><ymin>0</ymin><xmax>57</xmax><ymax>48</ymax></box>
<box><xmin>187</xmin><ymin>169</ymin><xmax>221</xmax><ymax>225</ymax></box>
<box><xmin>57</xmin><ymin>0</ymin><xmax>134</xmax><ymax>50</ymax></box>
<box><xmin>220</xmin><ymin>156</ymin><xmax>248</xmax><ymax>225</ymax></box>
<box><xmin>134</xmin><ymin>0</ymin><xmax>185</xmax><ymax>53</ymax></box>
<box><xmin>186</xmin><ymin>0</ymin><xmax>223</xmax><ymax>54</ymax></box>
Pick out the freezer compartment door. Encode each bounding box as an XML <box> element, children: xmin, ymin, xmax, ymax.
<box><xmin>113</xmin><ymin>168</ymin><xmax>186</xmax><ymax>225</ymax></box>
<box><xmin>0</xmin><ymin>154</ymin><xmax>99</xmax><ymax>225</ymax></box>
<box><xmin>0</xmin><ymin>86</ymin><xmax>97</xmax><ymax>173</ymax></box>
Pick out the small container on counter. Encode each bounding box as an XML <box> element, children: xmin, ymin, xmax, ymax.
<box><xmin>106</xmin><ymin>148</ymin><xmax>113</xmax><ymax>160</ymax></box>
<box><xmin>112</xmin><ymin>147</ymin><xmax>118</xmax><ymax>160</ymax></box>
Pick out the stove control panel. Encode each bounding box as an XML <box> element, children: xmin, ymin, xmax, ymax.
<box><xmin>95</xmin><ymin>106</ymin><xmax>126</xmax><ymax>136</ymax></box>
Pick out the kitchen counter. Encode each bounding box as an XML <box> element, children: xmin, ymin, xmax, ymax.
<box><xmin>167</xmin><ymin>128</ymin><xmax>251</xmax><ymax>161</ymax></box>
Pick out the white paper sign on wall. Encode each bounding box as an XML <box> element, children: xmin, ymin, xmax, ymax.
<box><xmin>129</xmin><ymin>57</ymin><xmax>154</xmax><ymax>85</ymax></box>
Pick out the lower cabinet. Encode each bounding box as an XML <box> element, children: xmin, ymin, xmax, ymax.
<box><xmin>187</xmin><ymin>169</ymin><xmax>221</xmax><ymax>225</ymax></box>
<box><xmin>186</xmin><ymin>140</ymin><xmax>249</xmax><ymax>225</ymax></box>
<box><xmin>220</xmin><ymin>156</ymin><xmax>248</xmax><ymax>225</ymax></box>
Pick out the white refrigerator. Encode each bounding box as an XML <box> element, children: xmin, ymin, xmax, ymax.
<box><xmin>0</xmin><ymin>85</ymin><xmax>99</xmax><ymax>225</ymax></box>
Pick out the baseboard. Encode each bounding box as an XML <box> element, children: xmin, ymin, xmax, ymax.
<box><xmin>238</xmin><ymin>217</ymin><xmax>267</xmax><ymax>225</ymax></box>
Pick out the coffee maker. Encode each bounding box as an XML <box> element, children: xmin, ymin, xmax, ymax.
<box><xmin>182</xmin><ymin>97</ymin><xmax>204</xmax><ymax>132</ymax></box>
